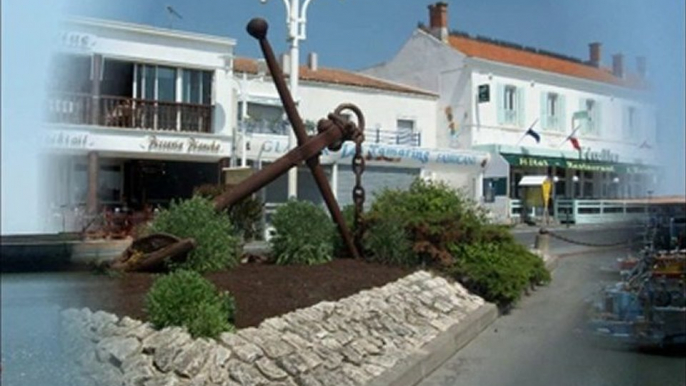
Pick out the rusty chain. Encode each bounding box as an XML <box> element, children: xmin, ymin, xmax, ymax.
<box><xmin>542</xmin><ymin>228</ymin><xmax>635</xmax><ymax>248</ymax></box>
<box><xmin>332</xmin><ymin>104</ymin><xmax>366</xmax><ymax>253</ymax></box>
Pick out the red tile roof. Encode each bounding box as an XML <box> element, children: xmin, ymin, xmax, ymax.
<box><xmin>233</xmin><ymin>57</ymin><xmax>436</xmax><ymax>97</ymax></box>
<box><xmin>446</xmin><ymin>34</ymin><xmax>647</xmax><ymax>89</ymax></box>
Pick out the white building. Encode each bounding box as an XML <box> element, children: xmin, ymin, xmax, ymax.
<box><xmin>44</xmin><ymin>17</ymin><xmax>236</xmax><ymax>232</ymax></box>
<box><xmin>44</xmin><ymin>17</ymin><xmax>490</xmax><ymax>233</ymax></box>
<box><xmin>230</xmin><ymin>56</ymin><xmax>490</xmax><ymax>210</ymax></box>
<box><xmin>364</xmin><ymin>2</ymin><xmax>660</xmax><ymax>224</ymax></box>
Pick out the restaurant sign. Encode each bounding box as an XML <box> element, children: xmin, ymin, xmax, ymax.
<box><xmin>503</xmin><ymin>153</ymin><xmax>653</xmax><ymax>174</ymax></box>
<box><xmin>146</xmin><ymin>135</ymin><xmax>221</xmax><ymax>154</ymax></box>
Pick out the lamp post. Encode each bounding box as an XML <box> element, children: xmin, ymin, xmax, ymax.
<box><xmin>260</xmin><ymin>0</ymin><xmax>316</xmax><ymax>199</ymax></box>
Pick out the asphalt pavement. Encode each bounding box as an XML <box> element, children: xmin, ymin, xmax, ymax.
<box><xmin>417</xmin><ymin>250</ymin><xmax>686</xmax><ymax>386</ymax></box>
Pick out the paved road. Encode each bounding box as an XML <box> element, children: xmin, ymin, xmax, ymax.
<box><xmin>418</xmin><ymin>250</ymin><xmax>686</xmax><ymax>386</ymax></box>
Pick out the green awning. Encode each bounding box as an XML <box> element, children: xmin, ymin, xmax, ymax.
<box><xmin>501</xmin><ymin>153</ymin><xmax>656</xmax><ymax>174</ymax></box>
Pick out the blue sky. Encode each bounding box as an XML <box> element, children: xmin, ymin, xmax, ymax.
<box><xmin>1</xmin><ymin>0</ymin><xmax>684</xmax><ymax>234</ymax></box>
<box><xmin>60</xmin><ymin>0</ymin><xmax>686</xmax><ymax>194</ymax></box>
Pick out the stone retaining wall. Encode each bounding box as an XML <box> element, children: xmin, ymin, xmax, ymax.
<box><xmin>60</xmin><ymin>271</ymin><xmax>487</xmax><ymax>386</ymax></box>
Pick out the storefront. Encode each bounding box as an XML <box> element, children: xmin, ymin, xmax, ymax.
<box><xmin>478</xmin><ymin>144</ymin><xmax>658</xmax><ymax>224</ymax></box>
<box><xmin>240</xmin><ymin>134</ymin><xmax>489</xmax><ymax>209</ymax></box>
<box><xmin>43</xmin><ymin>128</ymin><xmax>232</xmax><ymax>232</ymax></box>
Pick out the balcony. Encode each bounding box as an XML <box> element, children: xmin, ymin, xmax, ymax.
<box><xmin>241</xmin><ymin>119</ymin><xmax>421</xmax><ymax>147</ymax></box>
<box><xmin>46</xmin><ymin>93</ymin><xmax>213</xmax><ymax>133</ymax></box>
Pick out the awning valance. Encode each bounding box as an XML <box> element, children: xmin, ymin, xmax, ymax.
<box><xmin>502</xmin><ymin>153</ymin><xmax>656</xmax><ymax>174</ymax></box>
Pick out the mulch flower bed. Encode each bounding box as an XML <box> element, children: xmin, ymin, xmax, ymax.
<box><xmin>62</xmin><ymin>259</ymin><xmax>413</xmax><ymax>328</ymax></box>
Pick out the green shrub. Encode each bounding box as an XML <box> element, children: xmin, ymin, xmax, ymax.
<box><xmin>145</xmin><ymin>270</ymin><xmax>235</xmax><ymax>338</ymax></box>
<box><xmin>363</xmin><ymin>217</ymin><xmax>417</xmax><ymax>266</ymax></box>
<box><xmin>149</xmin><ymin>196</ymin><xmax>238</xmax><ymax>273</ymax></box>
<box><xmin>194</xmin><ymin>184</ymin><xmax>263</xmax><ymax>241</ymax></box>
<box><xmin>368</xmin><ymin>179</ymin><xmax>486</xmax><ymax>266</ymax></box>
<box><xmin>271</xmin><ymin>200</ymin><xmax>335</xmax><ymax>265</ymax></box>
<box><xmin>449</xmin><ymin>242</ymin><xmax>550</xmax><ymax>306</ymax></box>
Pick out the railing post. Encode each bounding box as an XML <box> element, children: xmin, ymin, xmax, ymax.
<box><xmin>375</xmin><ymin>128</ymin><xmax>380</xmax><ymax>144</ymax></box>
<box><xmin>91</xmin><ymin>54</ymin><xmax>103</xmax><ymax>125</ymax></box>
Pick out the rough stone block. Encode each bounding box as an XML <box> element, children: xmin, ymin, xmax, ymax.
<box><xmin>255</xmin><ymin>357</ymin><xmax>288</xmax><ymax>381</ymax></box>
<box><xmin>172</xmin><ymin>339</ymin><xmax>210</xmax><ymax>378</ymax></box>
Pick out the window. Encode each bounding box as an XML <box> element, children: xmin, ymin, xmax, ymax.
<box><xmin>541</xmin><ymin>92</ymin><xmax>565</xmax><ymax>131</ymax></box>
<box><xmin>580</xmin><ymin>98</ymin><xmax>601</xmax><ymax>135</ymax></box>
<box><xmin>242</xmin><ymin>102</ymin><xmax>286</xmax><ymax>134</ymax></box>
<box><xmin>50</xmin><ymin>53</ymin><xmax>92</xmax><ymax>93</ymax></box>
<box><xmin>498</xmin><ymin>84</ymin><xmax>524</xmax><ymax>126</ymax></box>
<box><xmin>625</xmin><ymin>106</ymin><xmax>638</xmax><ymax>138</ymax></box>
<box><xmin>182</xmin><ymin>69</ymin><xmax>212</xmax><ymax>105</ymax></box>
<box><xmin>134</xmin><ymin>64</ymin><xmax>176</xmax><ymax>102</ymax></box>
<box><xmin>397</xmin><ymin>119</ymin><xmax>415</xmax><ymax>132</ymax></box>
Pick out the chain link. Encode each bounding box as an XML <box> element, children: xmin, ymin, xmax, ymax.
<box><xmin>333</xmin><ymin>104</ymin><xmax>366</xmax><ymax>253</ymax></box>
<box><xmin>545</xmin><ymin>229</ymin><xmax>634</xmax><ymax>248</ymax></box>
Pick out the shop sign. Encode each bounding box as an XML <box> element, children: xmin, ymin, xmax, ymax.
<box><xmin>583</xmin><ymin>148</ymin><xmax>619</xmax><ymax>163</ymax></box>
<box><xmin>247</xmin><ymin>138</ymin><xmax>484</xmax><ymax>167</ymax></box>
<box><xmin>566</xmin><ymin>160</ymin><xmax>615</xmax><ymax>172</ymax></box>
<box><xmin>59</xmin><ymin>31</ymin><xmax>97</xmax><ymax>51</ymax></box>
<box><xmin>146</xmin><ymin>135</ymin><xmax>221</xmax><ymax>154</ymax></box>
<box><xmin>45</xmin><ymin>131</ymin><xmax>91</xmax><ymax>149</ymax></box>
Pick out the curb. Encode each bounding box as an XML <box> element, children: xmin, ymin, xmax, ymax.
<box><xmin>370</xmin><ymin>302</ymin><xmax>499</xmax><ymax>386</ymax></box>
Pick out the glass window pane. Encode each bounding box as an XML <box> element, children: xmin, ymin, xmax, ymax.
<box><xmin>144</xmin><ymin>65</ymin><xmax>155</xmax><ymax>100</ymax></box>
<box><xmin>157</xmin><ymin>66</ymin><xmax>176</xmax><ymax>102</ymax></box>
<box><xmin>202</xmin><ymin>71</ymin><xmax>212</xmax><ymax>105</ymax></box>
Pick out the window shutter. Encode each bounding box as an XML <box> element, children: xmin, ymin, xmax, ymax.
<box><xmin>558</xmin><ymin>95</ymin><xmax>566</xmax><ymax>132</ymax></box>
<box><xmin>595</xmin><ymin>101</ymin><xmax>602</xmax><ymax>136</ymax></box>
<box><xmin>497</xmin><ymin>83</ymin><xmax>505</xmax><ymax>125</ymax></box>
<box><xmin>517</xmin><ymin>87</ymin><xmax>526</xmax><ymax>127</ymax></box>
<box><xmin>540</xmin><ymin>92</ymin><xmax>548</xmax><ymax>130</ymax></box>
<box><xmin>579</xmin><ymin>98</ymin><xmax>587</xmax><ymax>134</ymax></box>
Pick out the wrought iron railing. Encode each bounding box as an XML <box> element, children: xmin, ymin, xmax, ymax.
<box><xmin>46</xmin><ymin>93</ymin><xmax>213</xmax><ymax>133</ymax></box>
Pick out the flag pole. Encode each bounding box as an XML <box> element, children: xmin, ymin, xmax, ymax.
<box><xmin>516</xmin><ymin>118</ymin><xmax>539</xmax><ymax>145</ymax></box>
<box><xmin>558</xmin><ymin>124</ymin><xmax>581</xmax><ymax>148</ymax></box>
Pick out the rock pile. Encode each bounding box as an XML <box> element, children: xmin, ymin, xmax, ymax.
<box><xmin>61</xmin><ymin>270</ymin><xmax>485</xmax><ymax>386</ymax></box>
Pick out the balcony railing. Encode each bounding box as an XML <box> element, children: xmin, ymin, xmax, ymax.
<box><xmin>370</xmin><ymin>129</ymin><xmax>421</xmax><ymax>147</ymax></box>
<box><xmin>241</xmin><ymin>119</ymin><xmax>422</xmax><ymax>147</ymax></box>
<box><xmin>46</xmin><ymin>93</ymin><xmax>213</xmax><ymax>133</ymax></box>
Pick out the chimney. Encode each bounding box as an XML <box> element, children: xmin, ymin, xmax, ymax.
<box><xmin>588</xmin><ymin>42</ymin><xmax>601</xmax><ymax>67</ymax></box>
<box><xmin>428</xmin><ymin>2</ymin><xmax>449</xmax><ymax>42</ymax></box>
<box><xmin>636</xmin><ymin>56</ymin><xmax>647</xmax><ymax>78</ymax></box>
<box><xmin>612</xmin><ymin>53</ymin><xmax>624</xmax><ymax>78</ymax></box>
<box><xmin>279</xmin><ymin>52</ymin><xmax>291</xmax><ymax>75</ymax></box>
<box><xmin>308</xmin><ymin>52</ymin><xmax>318</xmax><ymax>71</ymax></box>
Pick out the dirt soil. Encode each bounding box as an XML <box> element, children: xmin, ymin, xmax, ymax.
<box><xmin>63</xmin><ymin>259</ymin><xmax>413</xmax><ymax>328</ymax></box>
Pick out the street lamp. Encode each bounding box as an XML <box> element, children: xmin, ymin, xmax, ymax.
<box><xmin>260</xmin><ymin>0</ymin><xmax>316</xmax><ymax>198</ymax></box>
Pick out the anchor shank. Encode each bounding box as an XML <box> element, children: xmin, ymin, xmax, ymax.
<box><xmin>214</xmin><ymin>123</ymin><xmax>343</xmax><ymax>211</ymax></box>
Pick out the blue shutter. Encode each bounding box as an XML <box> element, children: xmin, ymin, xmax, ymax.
<box><xmin>517</xmin><ymin>86</ymin><xmax>526</xmax><ymax>127</ymax></box>
<box><xmin>540</xmin><ymin>92</ymin><xmax>548</xmax><ymax>130</ymax></box>
<box><xmin>497</xmin><ymin>83</ymin><xmax>505</xmax><ymax>125</ymax></box>
<box><xmin>558</xmin><ymin>95</ymin><xmax>566</xmax><ymax>132</ymax></box>
<box><xmin>578</xmin><ymin>98</ymin><xmax>587</xmax><ymax>134</ymax></box>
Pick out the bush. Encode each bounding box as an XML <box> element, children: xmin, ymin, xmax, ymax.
<box><xmin>145</xmin><ymin>270</ymin><xmax>235</xmax><ymax>338</ymax></box>
<box><xmin>363</xmin><ymin>217</ymin><xmax>417</xmax><ymax>266</ymax></box>
<box><xmin>271</xmin><ymin>200</ymin><xmax>335</xmax><ymax>265</ymax></box>
<box><xmin>368</xmin><ymin>179</ymin><xmax>486</xmax><ymax>266</ymax></box>
<box><xmin>449</xmin><ymin>242</ymin><xmax>550</xmax><ymax>306</ymax></box>
<box><xmin>194</xmin><ymin>184</ymin><xmax>263</xmax><ymax>241</ymax></box>
<box><xmin>149</xmin><ymin>196</ymin><xmax>238</xmax><ymax>273</ymax></box>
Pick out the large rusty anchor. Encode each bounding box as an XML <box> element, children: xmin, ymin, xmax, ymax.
<box><xmin>113</xmin><ymin>18</ymin><xmax>365</xmax><ymax>271</ymax></box>
<box><xmin>215</xmin><ymin>18</ymin><xmax>365</xmax><ymax>259</ymax></box>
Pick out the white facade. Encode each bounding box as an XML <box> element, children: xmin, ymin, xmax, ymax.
<box><xmin>364</xmin><ymin>4</ymin><xmax>660</xmax><ymax>224</ymax></box>
<box><xmin>44</xmin><ymin>17</ymin><xmax>236</xmax><ymax>232</ymax></box>
<box><xmin>232</xmin><ymin>61</ymin><xmax>490</xmax><ymax>206</ymax></box>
